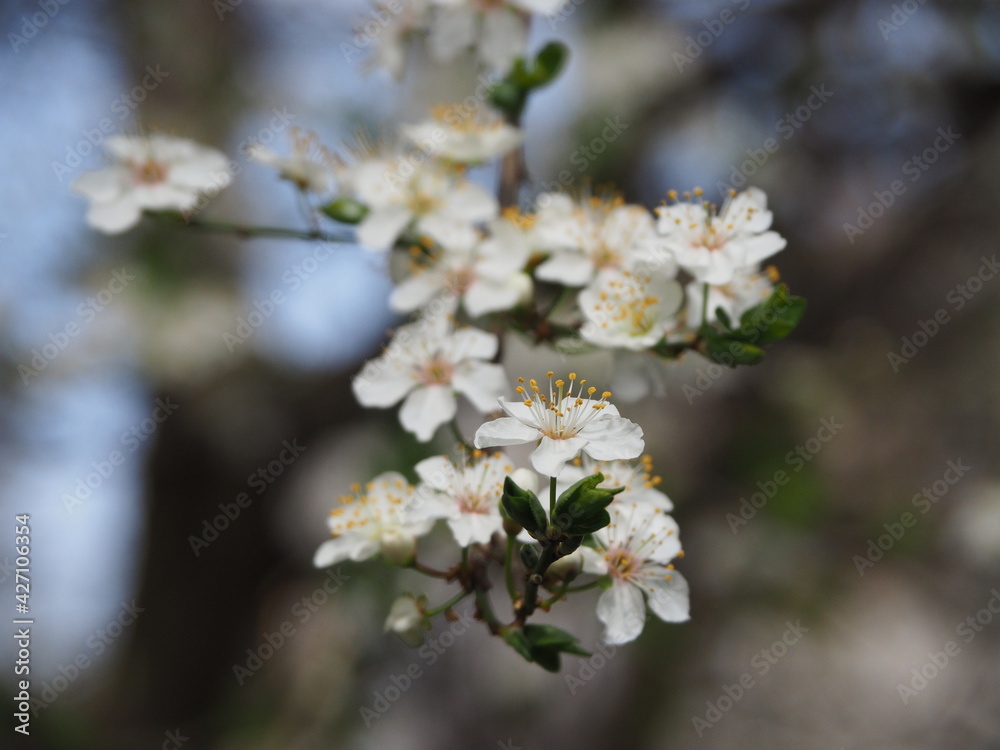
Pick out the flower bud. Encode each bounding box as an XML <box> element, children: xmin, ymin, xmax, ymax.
<box><xmin>384</xmin><ymin>595</ymin><xmax>428</xmax><ymax>647</ymax></box>
<box><xmin>379</xmin><ymin>527</ymin><xmax>417</xmax><ymax>566</ymax></box>
<box><xmin>511</xmin><ymin>468</ymin><xmax>538</xmax><ymax>496</ymax></box>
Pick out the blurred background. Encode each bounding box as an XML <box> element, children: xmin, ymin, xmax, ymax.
<box><xmin>2</xmin><ymin>0</ymin><xmax>999</xmax><ymax>748</ymax></box>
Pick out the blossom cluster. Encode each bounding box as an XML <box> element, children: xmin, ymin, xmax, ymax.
<box><xmin>68</xmin><ymin>0</ymin><xmax>806</xmax><ymax>671</ymax></box>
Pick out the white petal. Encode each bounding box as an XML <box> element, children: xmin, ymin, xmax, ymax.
<box><xmin>399</xmin><ymin>385</ymin><xmax>456</xmax><ymax>442</ymax></box>
<box><xmin>313</xmin><ymin>536</ymin><xmax>379</xmax><ymax>567</ymax></box>
<box><xmin>357</xmin><ymin>207</ymin><xmax>413</xmax><ymax>251</ymax></box>
<box><xmin>72</xmin><ymin>168</ymin><xmax>127</xmax><ymax>201</ymax></box>
<box><xmin>534</xmin><ymin>251</ymin><xmax>594</xmax><ymax>286</ymax></box>
<box><xmin>445</xmin><ymin>326</ymin><xmax>498</xmax><ymax>362</ymax></box>
<box><xmin>390</xmin><ymin>272</ymin><xmax>444</xmax><ymax>313</ymax></box>
<box><xmin>414</xmin><ymin>455</ymin><xmax>460</xmax><ymax>493</ymax></box>
<box><xmin>428</xmin><ymin>6</ymin><xmax>478</xmax><ymax>62</ymax></box>
<box><xmin>474</xmin><ymin>417</ymin><xmax>540</xmax><ymax>448</ymax></box>
<box><xmin>86</xmin><ymin>195</ymin><xmax>143</xmax><ymax>234</ymax></box>
<box><xmin>596</xmin><ymin>581</ymin><xmax>646</xmax><ymax>645</ymax></box>
<box><xmin>462</xmin><ymin>278</ymin><xmax>521</xmax><ymax>317</ymax></box>
<box><xmin>438</xmin><ymin>182</ymin><xmax>499</xmax><ymax>224</ymax></box>
<box><xmin>637</xmin><ymin>566</ymin><xmax>690</xmax><ymax>623</ymax></box>
<box><xmin>577</xmin><ymin>546</ymin><xmax>609</xmax><ymax>576</ymax></box>
<box><xmin>579</xmin><ymin>416</ymin><xmax>644</xmax><ymax>462</ymax></box>
<box><xmin>479</xmin><ymin>9</ymin><xmax>528</xmax><ymax>70</ymax></box>
<box><xmin>454</xmin><ymin>361</ymin><xmax>508</xmax><ymax>412</ymax></box>
<box><xmin>449</xmin><ymin>512</ymin><xmax>503</xmax><ymax>546</ymax></box>
<box><xmin>352</xmin><ymin>361</ymin><xmax>415</xmax><ymax>407</ymax></box>
<box><xmin>531</xmin><ymin>435</ymin><xmax>588</xmax><ymax>477</ymax></box>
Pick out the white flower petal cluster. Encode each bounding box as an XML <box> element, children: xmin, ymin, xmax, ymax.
<box><xmin>685</xmin><ymin>265</ymin><xmax>777</xmax><ymax>327</ymax></box>
<box><xmin>655</xmin><ymin>187</ymin><xmax>786</xmax><ymax>286</ymax></box>
<box><xmin>474</xmin><ymin>372</ymin><xmax>644</xmax><ymax>477</ymax></box>
<box><xmin>533</xmin><ymin>194</ymin><xmax>674</xmax><ymax>288</ymax></box>
<box><xmin>72</xmin><ymin>134</ymin><xmax>230</xmax><ymax>234</ymax></box>
<box><xmin>413</xmin><ymin>452</ymin><xmax>516</xmax><ymax>546</ymax></box>
<box><xmin>578</xmin><ymin>268</ymin><xmax>683</xmax><ymax>350</ymax></box>
<box><xmin>390</xmin><ymin>216</ymin><xmax>532</xmax><ymax>317</ymax></box>
<box><xmin>349</xmin><ymin>157</ymin><xmax>498</xmax><ymax>251</ymax></box>
<box><xmin>313</xmin><ymin>472</ymin><xmax>435</xmax><ymax>568</ymax></box>
<box><xmin>248</xmin><ymin>127</ymin><xmax>339</xmax><ymax>195</ymax></box>
<box><xmin>580</xmin><ymin>502</ymin><xmax>689</xmax><ymax>644</ymax></box>
<box><xmin>402</xmin><ymin>107</ymin><xmax>523</xmax><ymax>164</ymax></box>
<box><xmin>353</xmin><ymin>310</ymin><xmax>508</xmax><ymax>442</ymax></box>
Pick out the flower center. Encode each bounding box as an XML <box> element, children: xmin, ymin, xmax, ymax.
<box><xmin>604</xmin><ymin>547</ymin><xmax>639</xmax><ymax>581</ymax></box>
<box><xmin>443</xmin><ymin>266</ymin><xmax>475</xmax><ymax>296</ymax></box>
<box><xmin>134</xmin><ymin>160</ymin><xmax>168</xmax><ymax>184</ymax></box>
<box><xmin>418</xmin><ymin>358</ymin><xmax>454</xmax><ymax>386</ymax></box>
<box><xmin>516</xmin><ymin>372</ymin><xmax>611</xmax><ymax>440</ymax></box>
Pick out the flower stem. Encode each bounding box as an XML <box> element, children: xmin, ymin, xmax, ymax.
<box><xmin>149</xmin><ymin>211</ymin><xmax>354</xmax><ymax>244</ymax></box>
<box><xmin>549</xmin><ymin>476</ymin><xmax>557</xmax><ymax>519</ymax></box>
<box><xmin>425</xmin><ymin>589</ymin><xmax>471</xmax><ymax>617</ymax></box>
<box><xmin>515</xmin><ymin>539</ymin><xmax>559</xmax><ymax>626</ymax></box>
<box><xmin>412</xmin><ymin>560</ymin><xmax>451</xmax><ymax>579</ymax></box>
<box><xmin>474</xmin><ymin>586</ymin><xmax>503</xmax><ymax>635</ymax></box>
<box><xmin>701</xmin><ymin>281</ymin><xmax>710</xmax><ymax>327</ymax></box>
<box><xmin>504</xmin><ymin>534</ymin><xmax>517</xmax><ymax>601</ymax></box>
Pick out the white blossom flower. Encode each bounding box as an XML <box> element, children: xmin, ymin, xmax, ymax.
<box><xmin>557</xmin><ymin>454</ymin><xmax>674</xmax><ymax>511</ymax></box>
<box><xmin>685</xmin><ymin>264</ymin><xmax>777</xmax><ymax>328</ymax></box>
<box><xmin>72</xmin><ymin>134</ymin><xmax>231</xmax><ymax>234</ymax></box>
<box><xmin>247</xmin><ymin>127</ymin><xmax>338</xmax><ymax>194</ymax></box>
<box><xmin>413</xmin><ymin>452</ymin><xmax>515</xmax><ymax>546</ymax></box>
<box><xmin>353</xmin><ymin>311</ymin><xmax>508</xmax><ymax>442</ymax></box>
<box><xmin>580</xmin><ymin>503</ymin><xmax>689</xmax><ymax>644</ymax></box>
<box><xmin>402</xmin><ymin>106</ymin><xmax>523</xmax><ymax>164</ymax></box>
<box><xmin>352</xmin><ymin>158</ymin><xmax>498</xmax><ymax>250</ymax></box>
<box><xmin>390</xmin><ymin>216</ymin><xmax>531</xmax><ymax>317</ymax></box>
<box><xmin>474</xmin><ymin>372</ymin><xmax>644</xmax><ymax>477</ymax></box>
<box><xmin>313</xmin><ymin>472</ymin><xmax>435</xmax><ymax>567</ymax></box>
<box><xmin>655</xmin><ymin>187</ymin><xmax>786</xmax><ymax>286</ymax></box>
<box><xmin>384</xmin><ymin>595</ymin><xmax>429</xmax><ymax>647</ymax></box>
<box><xmin>578</xmin><ymin>268</ymin><xmax>683</xmax><ymax>350</ymax></box>
<box><xmin>365</xmin><ymin>0</ymin><xmax>434</xmax><ymax>79</ymax></box>
<box><xmin>533</xmin><ymin>194</ymin><xmax>674</xmax><ymax>288</ymax></box>
<box><xmin>429</xmin><ymin>0</ymin><xmax>569</xmax><ymax>71</ymax></box>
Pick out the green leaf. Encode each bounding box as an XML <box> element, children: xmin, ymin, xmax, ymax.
<box><xmin>522</xmin><ymin>624</ymin><xmax>591</xmax><ymax>672</ymax></box>
<box><xmin>702</xmin><ymin>329</ymin><xmax>765</xmax><ymax>367</ymax></box>
<box><xmin>501</xmin><ymin>476</ymin><xmax>548</xmax><ymax>538</ymax></box>
<box><xmin>715</xmin><ymin>306</ymin><xmax>733</xmax><ymax>330</ymax></box>
<box><xmin>489</xmin><ymin>42</ymin><xmax>570</xmax><ymax>121</ymax></box>
<box><xmin>321</xmin><ymin>198</ymin><xmax>368</xmax><ymax>224</ymax></box>
<box><xmin>736</xmin><ymin>284</ymin><xmax>806</xmax><ymax>345</ymax></box>
<box><xmin>551</xmin><ymin>473</ymin><xmax>622</xmax><ymax>536</ymax></box>
<box><xmin>502</xmin><ymin>627</ymin><xmax>534</xmax><ymax>663</ymax></box>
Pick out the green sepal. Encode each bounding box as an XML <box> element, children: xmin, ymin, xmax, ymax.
<box><xmin>321</xmin><ymin>198</ymin><xmax>369</xmax><ymax>224</ymax></box>
<box><xmin>551</xmin><ymin>473</ymin><xmax>622</xmax><ymax>536</ymax></box>
<box><xmin>501</xmin><ymin>475</ymin><xmax>548</xmax><ymax>538</ymax></box>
